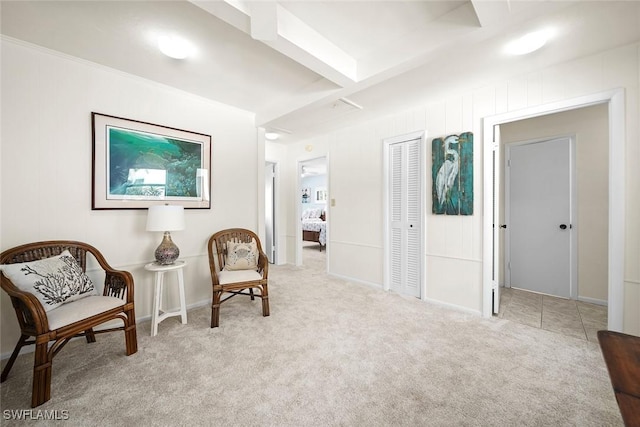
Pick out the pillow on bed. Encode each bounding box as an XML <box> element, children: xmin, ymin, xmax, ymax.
<box><xmin>224</xmin><ymin>239</ymin><xmax>258</xmax><ymax>271</ymax></box>
<box><xmin>0</xmin><ymin>250</ymin><xmax>95</xmax><ymax>312</ymax></box>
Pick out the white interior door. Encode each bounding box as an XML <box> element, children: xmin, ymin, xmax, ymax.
<box><xmin>506</xmin><ymin>137</ymin><xmax>574</xmax><ymax>298</ymax></box>
<box><xmin>388</xmin><ymin>137</ymin><xmax>422</xmax><ymax>298</ymax></box>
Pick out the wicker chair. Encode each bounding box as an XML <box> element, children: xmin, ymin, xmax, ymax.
<box><xmin>0</xmin><ymin>240</ymin><xmax>138</xmax><ymax>407</ymax></box>
<box><xmin>207</xmin><ymin>229</ymin><xmax>270</xmax><ymax>328</ymax></box>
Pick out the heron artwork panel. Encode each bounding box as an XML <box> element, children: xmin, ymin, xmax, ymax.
<box><xmin>432</xmin><ymin>132</ymin><xmax>473</xmax><ymax>215</ymax></box>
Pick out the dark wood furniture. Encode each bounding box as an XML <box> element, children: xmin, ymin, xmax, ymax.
<box><xmin>597</xmin><ymin>330</ymin><xmax>640</xmax><ymax>427</ymax></box>
<box><xmin>207</xmin><ymin>229</ymin><xmax>270</xmax><ymax>328</ymax></box>
<box><xmin>302</xmin><ymin>230</ymin><xmax>323</xmax><ymax>247</ymax></box>
<box><xmin>302</xmin><ymin>211</ymin><xmax>326</xmax><ymax>251</ymax></box>
<box><xmin>0</xmin><ymin>240</ymin><xmax>138</xmax><ymax>407</ymax></box>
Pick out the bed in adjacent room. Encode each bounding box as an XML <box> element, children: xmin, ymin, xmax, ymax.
<box><xmin>301</xmin><ymin>208</ymin><xmax>326</xmax><ymax>251</ymax></box>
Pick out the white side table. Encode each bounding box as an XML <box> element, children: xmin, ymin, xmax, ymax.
<box><xmin>144</xmin><ymin>260</ymin><xmax>188</xmax><ymax>337</ymax></box>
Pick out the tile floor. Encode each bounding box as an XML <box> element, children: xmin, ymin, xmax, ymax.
<box><xmin>498</xmin><ymin>287</ymin><xmax>608</xmax><ymax>342</ymax></box>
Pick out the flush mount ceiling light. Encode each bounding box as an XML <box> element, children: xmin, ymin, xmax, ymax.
<box><xmin>265</xmin><ymin>132</ymin><xmax>279</xmax><ymax>141</ymax></box>
<box><xmin>504</xmin><ymin>29</ymin><xmax>554</xmax><ymax>56</ymax></box>
<box><xmin>158</xmin><ymin>35</ymin><xmax>193</xmax><ymax>59</ymax></box>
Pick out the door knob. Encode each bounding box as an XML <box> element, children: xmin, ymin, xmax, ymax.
<box><xmin>559</xmin><ymin>224</ymin><xmax>567</xmax><ymax>230</ymax></box>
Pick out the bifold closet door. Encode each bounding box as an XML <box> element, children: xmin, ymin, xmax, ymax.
<box><xmin>388</xmin><ymin>138</ymin><xmax>421</xmax><ymax>298</ymax></box>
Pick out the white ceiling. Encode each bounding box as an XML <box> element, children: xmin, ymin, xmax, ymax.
<box><xmin>2</xmin><ymin>1</ymin><xmax>639</xmax><ymax>143</ymax></box>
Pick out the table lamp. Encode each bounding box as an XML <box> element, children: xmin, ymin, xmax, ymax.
<box><xmin>146</xmin><ymin>205</ymin><xmax>185</xmax><ymax>265</ymax></box>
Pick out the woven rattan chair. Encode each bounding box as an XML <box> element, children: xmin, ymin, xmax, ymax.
<box><xmin>207</xmin><ymin>229</ymin><xmax>269</xmax><ymax>328</ymax></box>
<box><xmin>0</xmin><ymin>240</ymin><xmax>138</xmax><ymax>407</ymax></box>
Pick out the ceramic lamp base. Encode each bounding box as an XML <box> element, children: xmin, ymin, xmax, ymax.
<box><xmin>155</xmin><ymin>232</ymin><xmax>180</xmax><ymax>265</ymax></box>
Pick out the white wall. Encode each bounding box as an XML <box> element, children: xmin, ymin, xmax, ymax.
<box><xmin>0</xmin><ymin>39</ymin><xmax>259</xmax><ymax>354</ymax></box>
<box><xmin>284</xmin><ymin>42</ymin><xmax>640</xmax><ymax>335</ymax></box>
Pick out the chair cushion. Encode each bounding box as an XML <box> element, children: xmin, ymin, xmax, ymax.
<box><xmin>47</xmin><ymin>295</ymin><xmax>125</xmax><ymax>330</ymax></box>
<box><xmin>0</xmin><ymin>250</ymin><xmax>96</xmax><ymax>312</ymax></box>
<box><xmin>224</xmin><ymin>239</ymin><xmax>258</xmax><ymax>271</ymax></box>
<box><xmin>218</xmin><ymin>269</ymin><xmax>262</xmax><ymax>285</ymax></box>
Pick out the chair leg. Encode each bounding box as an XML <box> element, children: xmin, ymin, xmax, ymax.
<box><xmin>249</xmin><ymin>287</ymin><xmax>255</xmax><ymax>301</ymax></box>
<box><xmin>124</xmin><ymin>310</ymin><xmax>138</xmax><ymax>356</ymax></box>
<box><xmin>261</xmin><ymin>284</ymin><xmax>270</xmax><ymax>317</ymax></box>
<box><xmin>85</xmin><ymin>328</ymin><xmax>96</xmax><ymax>343</ymax></box>
<box><xmin>211</xmin><ymin>290</ymin><xmax>222</xmax><ymax>328</ymax></box>
<box><xmin>1</xmin><ymin>334</ymin><xmax>29</xmax><ymax>382</ymax></box>
<box><xmin>31</xmin><ymin>341</ymin><xmax>52</xmax><ymax>408</ymax></box>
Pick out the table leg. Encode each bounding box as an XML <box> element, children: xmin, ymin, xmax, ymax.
<box><xmin>177</xmin><ymin>269</ymin><xmax>187</xmax><ymax>324</ymax></box>
<box><xmin>151</xmin><ymin>271</ymin><xmax>164</xmax><ymax>337</ymax></box>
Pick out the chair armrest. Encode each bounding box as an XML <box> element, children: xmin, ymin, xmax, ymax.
<box><xmin>1</xmin><ymin>275</ymin><xmax>50</xmax><ymax>334</ymax></box>
<box><xmin>257</xmin><ymin>250</ymin><xmax>269</xmax><ymax>278</ymax></box>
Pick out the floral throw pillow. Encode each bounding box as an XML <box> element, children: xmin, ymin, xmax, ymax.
<box><xmin>0</xmin><ymin>250</ymin><xmax>96</xmax><ymax>312</ymax></box>
<box><xmin>224</xmin><ymin>239</ymin><xmax>258</xmax><ymax>271</ymax></box>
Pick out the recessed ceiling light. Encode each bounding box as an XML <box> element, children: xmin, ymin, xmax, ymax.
<box><xmin>504</xmin><ymin>29</ymin><xmax>554</xmax><ymax>56</ymax></box>
<box><xmin>265</xmin><ymin>132</ymin><xmax>279</xmax><ymax>141</ymax></box>
<box><xmin>158</xmin><ymin>35</ymin><xmax>193</xmax><ymax>59</ymax></box>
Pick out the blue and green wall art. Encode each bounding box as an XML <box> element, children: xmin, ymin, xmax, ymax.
<box><xmin>431</xmin><ymin>132</ymin><xmax>473</xmax><ymax>215</ymax></box>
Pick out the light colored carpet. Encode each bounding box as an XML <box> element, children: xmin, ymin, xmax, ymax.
<box><xmin>0</xmin><ymin>248</ymin><xmax>622</xmax><ymax>426</ymax></box>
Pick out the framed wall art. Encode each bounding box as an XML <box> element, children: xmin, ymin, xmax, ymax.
<box><xmin>302</xmin><ymin>188</ymin><xmax>311</xmax><ymax>203</ymax></box>
<box><xmin>314</xmin><ymin>187</ymin><xmax>327</xmax><ymax>203</ymax></box>
<box><xmin>431</xmin><ymin>132</ymin><xmax>473</xmax><ymax>215</ymax></box>
<box><xmin>92</xmin><ymin>113</ymin><xmax>211</xmax><ymax>209</ymax></box>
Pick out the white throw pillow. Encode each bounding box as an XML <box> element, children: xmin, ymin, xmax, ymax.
<box><xmin>224</xmin><ymin>239</ymin><xmax>258</xmax><ymax>271</ymax></box>
<box><xmin>0</xmin><ymin>250</ymin><xmax>96</xmax><ymax>312</ymax></box>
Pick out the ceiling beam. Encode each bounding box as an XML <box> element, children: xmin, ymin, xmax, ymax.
<box><xmin>190</xmin><ymin>0</ymin><xmax>357</xmax><ymax>87</ymax></box>
<box><xmin>470</xmin><ymin>0</ymin><xmax>513</xmax><ymax>27</ymax></box>
<box><xmin>249</xmin><ymin>2</ymin><xmax>277</xmax><ymax>41</ymax></box>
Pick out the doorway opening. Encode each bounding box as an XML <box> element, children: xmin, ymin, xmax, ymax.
<box><xmin>297</xmin><ymin>157</ymin><xmax>328</xmax><ymax>269</ymax></box>
<box><xmin>483</xmin><ymin>89</ymin><xmax>625</xmax><ymax>333</ymax></box>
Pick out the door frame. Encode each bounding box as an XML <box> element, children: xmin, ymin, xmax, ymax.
<box><xmin>382</xmin><ymin>130</ymin><xmax>426</xmax><ymax>299</ymax></box>
<box><xmin>264</xmin><ymin>161</ymin><xmax>278</xmax><ymax>264</ymax></box>
<box><xmin>504</xmin><ymin>136</ymin><xmax>578</xmax><ymax>299</ymax></box>
<box><xmin>482</xmin><ymin>88</ymin><xmax>625</xmax><ymax>331</ymax></box>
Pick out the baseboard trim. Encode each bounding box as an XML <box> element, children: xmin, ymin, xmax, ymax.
<box><xmin>422</xmin><ymin>297</ymin><xmax>483</xmax><ymax>317</ymax></box>
<box><xmin>327</xmin><ymin>272</ymin><xmax>382</xmax><ymax>290</ymax></box>
<box><xmin>578</xmin><ymin>296</ymin><xmax>608</xmax><ymax>307</ymax></box>
<box><xmin>326</xmin><ymin>273</ymin><xmax>482</xmax><ymax>317</ymax></box>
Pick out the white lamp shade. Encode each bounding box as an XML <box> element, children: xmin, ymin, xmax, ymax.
<box><xmin>146</xmin><ymin>205</ymin><xmax>185</xmax><ymax>232</ymax></box>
